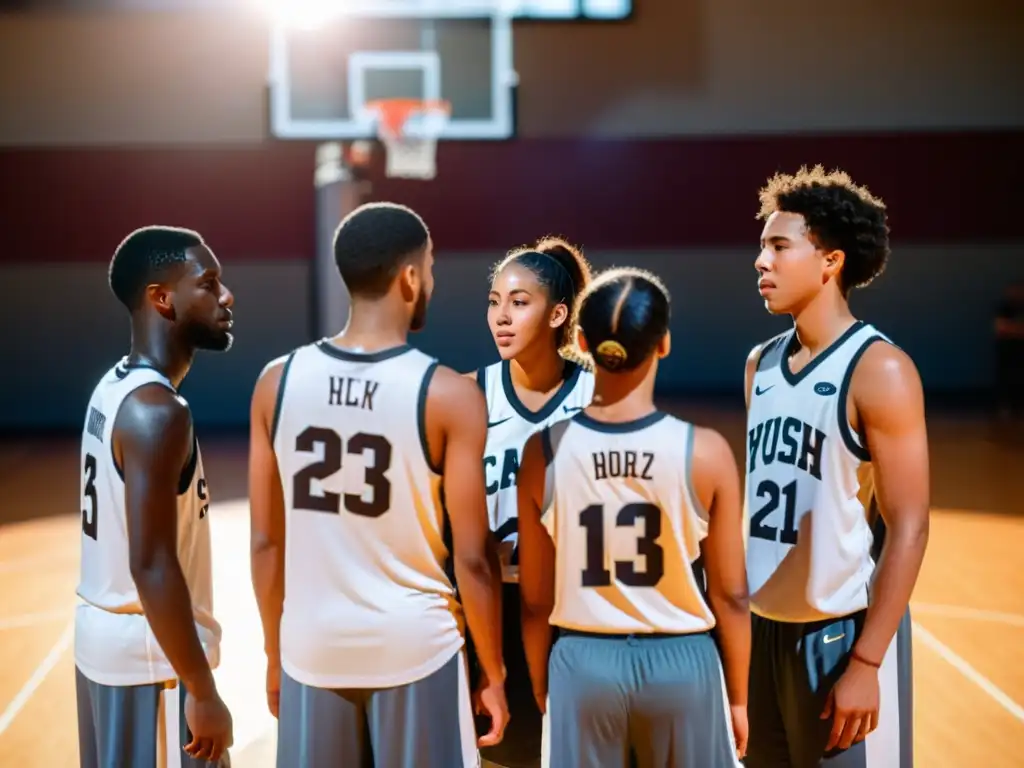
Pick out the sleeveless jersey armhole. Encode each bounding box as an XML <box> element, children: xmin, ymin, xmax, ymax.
<box><xmin>177</xmin><ymin>433</ymin><xmax>200</xmax><ymax>495</ymax></box>
<box><xmin>681</xmin><ymin>424</ymin><xmax>710</xmax><ymax>530</ymax></box>
<box><xmin>837</xmin><ymin>336</ymin><xmax>886</xmax><ymax>462</ymax></box>
<box><xmin>417</xmin><ymin>361</ymin><xmax>442</xmax><ymax>475</ymax></box>
<box><xmin>270</xmin><ymin>350</ymin><xmax>298</xmax><ymax>446</ymax></box>
<box><xmin>540</xmin><ymin>426</ymin><xmax>556</xmax><ymax>522</ymax></box>
<box><xmin>108</xmin><ymin>378</ymin><xmax>180</xmax><ymax>484</ymax></box>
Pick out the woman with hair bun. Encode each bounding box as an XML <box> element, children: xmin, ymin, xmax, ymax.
<box><xmin>516</xmin><ymin>267</ymin><xmax>751</xmax><ymax>767</ymax></box>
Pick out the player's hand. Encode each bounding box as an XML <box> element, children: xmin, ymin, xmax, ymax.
<box><xmin>184</xmin><ymin>688</ymin><xmax>234</xmax><ymax>763</ymax></box>
<box><xmin>498</xmin><ymin>541</ymin><xmax>519</xmax><ymax>583</ymax></box>
<box><xmin>266</xmin><ymin>658</ymin><xmax>282</xmax><ymax>718</ymax></box>
<box><xmin>730</xmin><ymin>704</ymin><xmax>748</xmax><ymax>759</ymax></box>
<box><xmin>821</xmin><ymin>658</ymin><xmax>880</xmax><ymax>752</ymax></box>
<box><xmin>473</xmin><ymin>676</ymin><xmax>510</xmax><ymax>747</ymax></box>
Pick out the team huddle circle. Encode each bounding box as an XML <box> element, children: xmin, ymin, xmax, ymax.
<box><xmin>76</xmin><ymin>167</ymin><xmax>922</xmax><ymax>768</ymax></box>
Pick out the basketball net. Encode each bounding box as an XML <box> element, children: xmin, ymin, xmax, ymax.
<box><xmin>366</xmin><ymin>99</ymin><xmax>451</xmax><ymax>180</ymax></box>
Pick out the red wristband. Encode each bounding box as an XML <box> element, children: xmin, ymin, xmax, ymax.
<box><xmin>851</xmin><ymin>649</ymin><xmax>882</xmax><ymax>669</ymax></box>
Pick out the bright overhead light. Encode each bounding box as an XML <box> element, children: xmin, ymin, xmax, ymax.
<box><xmin>257</xmin><ymin>0</ymin><xmax>343</xmax><ymax>30</ymax></box>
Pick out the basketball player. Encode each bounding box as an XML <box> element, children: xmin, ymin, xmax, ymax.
<box><xmin>744</xmin><ymin>166</ymin><xmax>929</xmax><ymax>766</ymax></box>
<box><xmin>468</xmin><ymin>237</ymin><xmax>593</xmax><ymax>768</ymax></box>
<box><xmin>248</xmin><ymin>202</ymin><xmax>508</xmax><ymax>767</ymax></box>
<box><xmin>76</xmin><ymin>226</ymin><xmax>235</xmax><ymax>767</ymax></box>
<box><xmin>517</xmin><ymin>268</ymin><xmax>750</xmax><ymax>767</ymax></box>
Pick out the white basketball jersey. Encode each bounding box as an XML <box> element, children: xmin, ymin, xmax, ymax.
<box><xmin>478</xmin><ymin>360</ymin><xmax>594</xmax><ymax>546</ymax></box>
<box><xmin>745</xmin><ymin>321</ymin><xmax>888</xmax><ymax>623</ymax></box>
<box><xmin>274</xmin><ymin>340</ymin><xmax>463</xmax><ymax>689</ymax></box>
<box><xmin>542</xmin><ymin>412</ymin><xmax>716</xmax><ymax>635</ymax></box>
<box><xmin>75</xmin><ymin>360</ymin><xmax>220</xmax><ymax>687</ymax></box>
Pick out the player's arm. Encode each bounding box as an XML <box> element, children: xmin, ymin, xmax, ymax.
<box><xmin>118</xmin><ymin>386</ymin><xmax>220</xmax><ymax>700</ymax></box>
<box><xmin>517</xmin><ymin>430</ymin><xmax>555</xmax><ymax>713</ymax></box>
<box><xmin>692</xmin><ymin>427</ymin><xmax>751</xmax><ymax>712</ymax></box>
<box><xmin>249</xmin><ymin>358</ymin><xmax>288</xmax><ymax>715</ymax></box>
<box><xmin>426</xmin><ymin>367</ymin><xmax>505</xmax><ymax>681</ymax></box>
<box><xmin>850</xmin><ymin>343</ymin><xmax>930</xmax><ymax>663</ymax></box>
<box><xmin>743</xmin><ymin>343</ymin><xmax>764</xmax><ymax>409</ymax></box>
<box><xmin>823</xmin><ymin>342</ymin><xmax>930</xmax><ymax>751</ymax></box>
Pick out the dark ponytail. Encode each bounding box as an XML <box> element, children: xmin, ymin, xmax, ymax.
<box><xmin>575</xmin><ymin>267</ymin><xmax>670</xmax><ymax>372</ymax></box>
<box><xmin>491</xmin><ymin>236</ymin><xmax>592</xmax><ymax>357</ymax></box>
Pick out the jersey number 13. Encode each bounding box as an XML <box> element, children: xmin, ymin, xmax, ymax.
<box><xmin>579</xmin><ymin>503</ymin><xmax>665</xmax><ymax>588</ymax></box>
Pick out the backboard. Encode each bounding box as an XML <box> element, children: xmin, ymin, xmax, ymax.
<box><xmin>266</xmin><ymin>0</ymin><xmax>518</xmax><ymax>141</ymax></box>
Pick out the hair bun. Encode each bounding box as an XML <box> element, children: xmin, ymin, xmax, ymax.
<box><xmin>534</xmin><ymin>236</ymin><xmax>591</xmax><ymax>300</ymax></box>
<box><xmin>535</xmin><ymin>237</ymin><xmax>579</xmax><ymax>266</ymax></box>
<box><xmin>594</xmin><ymin>340</ymin><xmax>628</xmax><ymax>370</ymax></box>
<box><xmin>537</xmin><ymin>242</ymin><xmax>573</xmax><ymax>261</ymax></box>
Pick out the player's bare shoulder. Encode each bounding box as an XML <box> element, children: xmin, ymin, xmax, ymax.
<box><xmin>249</xmin><ymin>354</ymin><xmax>292</xmax><ymax>427</ymax></box>
<box><xmin>849</xmin><ymin>339</ymin><xmax>924</xmax><ymax>424</ymax></box>
<box><xmin>256</xmin><ymin>354</ymin><xmax>292</xmax><ymax>389</ymax></box>
<box><xmin>691</xmin><ymin>425</ymin><xmax>738</xmax><ymax>479</ymax></box>
<box><xmin>428</xmin><ymin>364</ymin><xmax>487</xmax><ymax>421</ymax></box>
<box><xmin>852</xmin><ymin>340</ymin><xmax>920</xmax><ymax>393</ymax></box>
<box><xmin>253</xmin><ymin>354</ymin><xmax>291</xmax><ymax>401</ymax></box>
<box><xmin>688</xmin><ymin>424</ymin><xmax>741</xmax><ymax>514</ymax></box>
<box><xmin>118</xmin><ymin>384</ymin><xmax>191</xmax><ymax>440</ymax></box>
<box><xmin>422</xmin><ymin>363</ymin><xmax>488</xmax><ymax>477</ymax></box>
<box><xmin>114</xmin><ymin>383</ymin><xmax>193</xmax><ymax>470</ymax></box>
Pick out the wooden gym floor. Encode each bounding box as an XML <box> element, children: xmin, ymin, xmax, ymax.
<box><xmin>0</xmin><ymin>402</ymin><xmax>1022</xmax><ymax>767</ymax></box>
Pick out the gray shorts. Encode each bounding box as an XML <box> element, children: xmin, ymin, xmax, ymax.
<box><xmin>75</xmin><ymin>667</ymin><xmax>228</xmax><ymax>768</ymax></box>
<box><xmin>746</xmin><ymin>609</ymin><xmax>914</xmax><ymax>768</ymax></box>
<box><xmin>277</xmin><ymin>649</ymin><xmax>478</xmax><ymax>768</ymax></box>
<box><xmin>544</xmin><ymin>630</ymin><xmax>741</xmax><ymax>768</ymax></box>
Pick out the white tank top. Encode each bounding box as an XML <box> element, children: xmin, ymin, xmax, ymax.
<box><xmin>478</xmin><ymin>360</ymin><xmax>594</xmax><ymax>549</ymax></box>
<box><xmin>74</xmin><ymin>360</ymin><xmax>220</xmax><ymax>686</ymax></box>
<box><xmin>542</xmin><ymin>411</ymin><xmax>716</xmax><ymax>635</ymax></box>
<box><xmin>274</xmin><ymin>340</ymin><xmax>463</xmax><ymax>688</ymax></box>
<box><xmin>745</xmin><ymin>321</ymin><xmax>888</xmax><ymax>623</ymax></box>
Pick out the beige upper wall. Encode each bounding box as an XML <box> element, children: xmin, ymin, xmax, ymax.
<box><xmin>0</xmin><ymin>0</ymin><xmax>1020</xmax><ymax>145</ymax></box>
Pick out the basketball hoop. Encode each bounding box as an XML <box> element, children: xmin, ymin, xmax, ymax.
<box><xmin>363</xmin><ymin>98</ymin><xmax>451</xmax><ymax>179</ymax></box>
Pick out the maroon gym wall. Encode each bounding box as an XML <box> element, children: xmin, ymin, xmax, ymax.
<box><xmin>0</xmin><ymin>4</ymin><xmax>1021</xmax><ymax>428</ymax></box>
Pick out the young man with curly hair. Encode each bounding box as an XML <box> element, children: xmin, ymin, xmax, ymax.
<box><xmin>742</xmin><ymin>166</ymin><xmax>929</xmax><ymax>767</ymax></box>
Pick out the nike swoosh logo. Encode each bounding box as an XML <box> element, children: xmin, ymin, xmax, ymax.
<box><xmin>487</xmin><ymin>416</ymin><xmax>512</xmax><ymax>429</ymax></box>
<box><xmin>755</xmin><ymin>384</ymin><xmax>775</xmax><ymax>396</ymax></box>
<box><xmin>822</xmin><ymin>633</ymin><xmax>845</xmax><ymax>644</ymax></box>
<box><xmin>563</xmin><ymin>406</ymin><xmax>584</xmax><ymax>414</ymax></box>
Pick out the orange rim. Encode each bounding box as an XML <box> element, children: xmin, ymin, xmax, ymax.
<box><xmin>366</xmin><ymin>98</ymin><xmax>451</xmax><ymax>136</ymax></box>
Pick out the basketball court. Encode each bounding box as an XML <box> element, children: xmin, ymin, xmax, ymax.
<box><xmin>0</xmin><ymin>405</ymin><xmax>1022</xmax><ymax>766</ymax></box>
<box><xmin>1</xmin><ymin>2</ymin><xmax>1021</xmax><ymax>766</ymax></box>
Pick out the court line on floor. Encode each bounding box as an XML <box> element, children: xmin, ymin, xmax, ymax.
<box><xmin>0</xmin><ymin>621</ymin><xmax>74</xmax><ymax>736</ymax></box>
<box><xmin>913</xmin><ymin>620</ymin><xmax>1024</xmax><ymax>723</ymax></box>
<box><xmin>0</xmin><ymin>609</ymin><xmax>72</xmax><ymax>631</ymax></box>
<box><xmin>912</xmin><ymin>602</ymin><xmax>1024</xmax><ymax>627</ymax></box>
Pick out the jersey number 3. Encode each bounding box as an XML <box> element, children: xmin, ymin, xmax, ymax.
<box><xmin>82</xmin><ymin>452</ymin><xmax>99</xmax><ymax>540</ymax></box>
<box><xmin>292</xmin><ymin>426</ymin><xmax>392</xmax><ymax>518</ymax></box>
<box><xmin>580</xmin><ymin>503</ymin><xmax>664</xmax><ymax>588</ymax></box>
